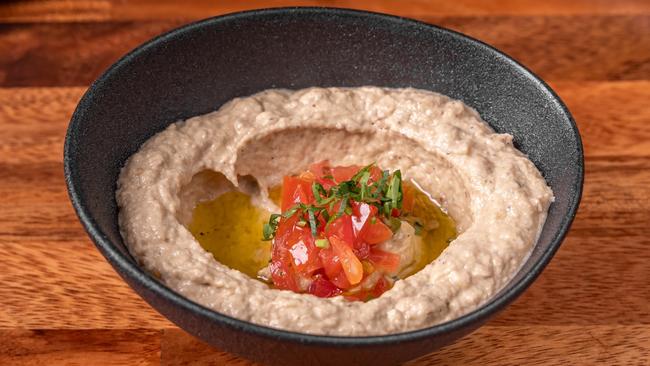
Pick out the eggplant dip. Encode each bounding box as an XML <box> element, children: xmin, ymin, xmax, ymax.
<box><xmin>117</xmin><ymin>87</ymin><xmax>553</xmax><ymax>335</ymax></box>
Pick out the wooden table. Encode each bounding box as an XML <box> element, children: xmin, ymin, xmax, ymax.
<box><xmin>1</xmin><ymin>1</ymin><xmax>648</xmax><ymax>365</ymax></box>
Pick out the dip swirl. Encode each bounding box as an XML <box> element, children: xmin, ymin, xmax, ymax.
<box><xmin>117</xmin><ymin>87</ymin><xmax>553</xmax><ymax>335</ymax></box>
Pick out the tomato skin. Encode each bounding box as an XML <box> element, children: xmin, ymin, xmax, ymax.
<box><xmin>272</xmin><ymin>162</ymin><xmax>404</xmax><ymax>298</ymax></box>
<box><xmin>330</xmin><ymin>236</ymin><xmax>364</xmax><ymax>285</ymax></box>
<box><xmin>361</xmin><ymin>219</ymin><xmax>393</xmax><ymax>245</ymax></box>
<box><xmin>367</xmin><ymin>248</ymin><xmax>401</xmax><ymax>274</ymax></box>
<box><xmin>281</xmin><ymin>176</ymin><xmax>314</xmax><ymax>211</ymax></box>
<box><xmin>401</xmin><ymin>183</ymin><xmax>415</xmax><ymax>214</ymax></box>
<box><xmin>331</xmin><ymin>164</ymin><xmax>383</xmax><ymax>184</ymax></box>
<box><xmin>353</xmin><ymin>241</ymin><xmax>371</xmax><ymax>260</ymax></box>
<box><xmin>318</xmin><ymin>248</ymin><xmax>352</xmax><ymax>289</ymax></box>
<box><xmin>372</xmin><ymin>276</ymin><xmax>390</xmax><ymax>298</ymax></box>
<box><xmin>318</xmin><ymin>247</ymin><xmax>341</xmax><ymax>278</ymax></box>
<box><xmin>309</xmin><ymin>160</ymin><xmax>337</xmax><ymax>189</ymax></box>
<box><xmin>271</xmin><ymin>213</ymin><xmax>323</xmax><ymax>291</ymax></box>
<box><xmin>368</xmin><ymin>166</ymin><xmax>382</xmax><ymax>182</ymax></box>
<box><xmin>288</xmin><ymin>231</ymin><xmax>322</xmax><ymax>275</ymax></box>
<box><xmin>325</xmin><ymin>214</ymin><xmax>355</xmax><ymax>245</ymax></box>
<box><xmin>308</xmin><ymin>276</ymin><xmax>342</xmax><ymax>298</ymax></box>
<box><xmin>329</xmin><ymin>265</ymin><xmax>352</xmax><ymax>289</ymax></box>
<box><xmin>350</xmin><ymin>202</ymin><xmax>376</xmax><ymax>238</ymax></box>
<box><xmin>343</xmin><ymin>275</ymin><xmax>392</xmax><ymax>301</ymax></box>
<box><xmin>331</xmin><ymin>165</ymin><xmax>361</xmax><ymax>183</ymax></box>
<box><xmin>269</xmin><ymin>215</ymin><xmax>298</xmax><ymax>291</ymax></box>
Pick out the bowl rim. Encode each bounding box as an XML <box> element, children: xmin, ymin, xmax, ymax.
<box><xmin>64</xmin><ymin>6</ymin><xmax>584</xmax><ymax>346</ymax></box>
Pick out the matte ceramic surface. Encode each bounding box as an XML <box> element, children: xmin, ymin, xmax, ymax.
<box><xmin>64</xmin><ymin>7</ymin><xmax>583</xmax><ymax>366</ymax></box>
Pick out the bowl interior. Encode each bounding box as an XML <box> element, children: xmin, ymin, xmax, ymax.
<box><xmin>65</xmin><ymin>7</ymin><xmax>582</xmax><ymax>343</ymax></box>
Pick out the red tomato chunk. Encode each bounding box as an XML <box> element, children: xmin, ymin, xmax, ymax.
<box><xmin>267</xmin><ymin>161</ymin><xmax>414</xmax><ymax>300</ymax></box>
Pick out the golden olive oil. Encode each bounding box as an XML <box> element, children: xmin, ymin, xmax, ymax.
<box><xmin>188</xmin><ymin>191</ymin><xmax>271</xmax><ymax>278</ymax></box>
<box><xmin>187</xmin><ymin>181</ymin><xmax>456</xmax><ymax>280</ymax></box>
<box><xmin>401</xmin><ymin>181</ymin><xmax>457</xmax><ymax>278</ymax></box>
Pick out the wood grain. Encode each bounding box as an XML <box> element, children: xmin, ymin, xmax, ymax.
<box><xmin>550</xmin><ymin>81</ymin><xmax>650</xmax><ymax>157</ymax></box>
<box><xmin>1</xmin><ymin>15</ymin><xmax>648</xmax><ymax>86</ymax></box>
<box><xmin>0</xmin><ymin>2</ymin><xmax>649</xmax><ymax>364</ymax></box>
<box><xmin>2</xmin><ymin>0</ymin><xmax>650</xmax><ymax>23</ymax></box>
<box><xmin>0</xmin><ymin>329</ymin><xmax>161</xmax><ymax>366</ymax></box>
<box><xmin>1</xmin><ymin>326</ymin><xmax>648</xmax><ymax>365</ymax></box>
<box><xmin>157</xmin><ymin>326</ymin><xmax>650</xmax><ymax>366</ymax></box>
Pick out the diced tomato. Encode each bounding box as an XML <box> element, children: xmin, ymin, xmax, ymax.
<box><xmin>324</xmin><ymin>214</ymin><xmax>355</xmax><ymax>245</ymax></box>
<box><xmin>360</xmin><ymin>218</ymin><xmax>393</xmax><ymax>245</ymax></box>
<box><xmin>288</xmin><ymin>234</ymin><xmax>322</xmax><ymax>274</ymax></box>
<box><xmin>308</xmin><ymin>276</ymin><xmax>342</xmax><ymax>298</ymax></box>
<box><xmin>269</xmin><ymin>216</ymin><xmax>300</xmax><ymax>293</ymax></box>
<box><xmin>367</xmin><ymin>248</ymin><xmax>401</xmax><ymax>274</ymax></box>
<box><xmin>331</xmin><ymin>165</ymin><xmax>361</xmax><ymax>183</ymax></box>
<box><xmin>402</xmin><ymin>183</ymin><xmax>415</xmax><ymax>214</ymax></box>
<box><xmin>309</xmin><ymin>160</ymin><xmax>331</xmax><ymax>178</ymax></box>
<box><xmin>330</xmin><ymin>236</ymin><xmax>363</xmax><ymax>285</ymax></box>
<box><xmin>272</xmin><ymin>214</ymin><xmax>299</xmax><ymax>255</ymax></box>
<box><xmin>353</xmin><ymin>241</ymin><xmax>370</xmax><ymax>260</ymax></box>
<box><xmin>319</xmin><ymin>247</ymin><xmax>341</xmax><ymax>279</ymax></box>
<box><xmin>309</xmin><ymin>160</ymin><xmax>337</xmax><ymax>189</ymax></box>
<box><xmin>350</xmin><ymin>202</ymin><xmax>376</xmax><ymax>236</ymax></box>
<box><xmin>343</xmin><ymin>275</ymin><xmax>392</xmax><ymax>302</ymax></box>
<box><xmin>271</xmin><ymin>161</ymin><xmax>406</xmax><ymax>299</ymax></box>
<box><xmin>318</xmin><ymin>248</ymin><xmax>353</xmax><ymax>289</ymax></box>
<box><xmin>368</xmin><ymin>166</ymin><xmax>382</xmax><ymax>182</ymax></box>
<box><xmin>331</xmin><ymin>164</ymin><xmax>383</xmax><ymax>183</ymax></box>
<box><xmin>269</xmin><ymin>258</ymin><xmax>299</xmax><ymax>292</ymax></box>
<box><xmin>273</xmin><ymin>211</ymin><xmax>322</xmax><ymax>275</ymax></box>
<box><xmin>281</xmin><ymin>176</ymin><xmax>314</xmax><ymax>211</ymax></box>
<box><xmin>371</xmin><ymin>276</ymin><xmax>390</xmax><ymax>298</ymax></box>
<box><xmin>330</xmin><ymin>269</ymin><xmax>352</xmax><ymax>289</ymax></box>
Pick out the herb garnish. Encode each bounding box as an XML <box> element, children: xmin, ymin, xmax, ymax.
<box><xmin>262</xmin><ymin>163</ymin><xmax>403</xmax><ymax>241</ymax></box>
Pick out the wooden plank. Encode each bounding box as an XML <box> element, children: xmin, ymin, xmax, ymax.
<box><xmin>0</xmin><ymin>87</ymin><xmax>81</xmax><ymax>164</ymax></box>
<box><xmin>0</xmin><ymin>240</ymin><xmax>173</xmax><ymax>329</ymax></box>
<box><xmin>551</xmin><ymin>81</ymin><xmax>650</xmax><ymax>158</ymax></box>
<box><xmin>0</xmin><ymin>329</ymin><xmax>161</xmax><ymax>366</ymax></box>
<box><xmin>2</xmin><ymin>0</ymin><xmax>650</xmax><ymax>23</ymax></box>
<box><xmin>1</xmin><ymin>325</ymin><xmax>646</xmax><ymax>365</ymax></box>
<box><xmin>0</xmin><ymin>22</ymin><xmax>182</xmax><ymax>87</ymax></box>
<box><xmin>161</xmin><ymin>329</ymin><xmax>259</xmax><ymax>366</ymax></box>
<box><xmin>0</xmin><ymin>16</ymin><xmax>648</xmax><ymax>86</ymax></box>
<box><xmin>158</xmin><ymin>326</ymin><xmax>650</xmax><ymax>366</ymax></box>
<box><xmin>409</xmin><ymin>325</ymin><xmax>650</xmax><ymax>365</ymax></box>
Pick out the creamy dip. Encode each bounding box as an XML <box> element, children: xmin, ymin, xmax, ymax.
<box><xmin>117</xmin><ymin>87</ymin><xmax>553</xmax><ymax>335</ymax></box>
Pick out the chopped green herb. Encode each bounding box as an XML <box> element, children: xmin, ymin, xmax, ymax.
<box><xmin>282</xmin><ymin>205</ymin><xmax>301</xmax><ymax>218</ymax></box>
<box><xmin>350</xmin><ymin>162</ymin><xmax>375</xmax><ymax>182</ymax></box>
<box><xmin>315</xmin><ymin>238</ymin><xmax>330</xmax><ymax>248</ymax></box>
<box><xmin>337</xmin><ymin>197</ymin><xmax>349</xmax><ymax>218</ymax></box>
<box><xmin>413</xmin><ymin>221</ymin><xmax>423</xmax><ymax>236</ymax></box>
<box><xmin>307</xmin><ymin>208</ymin><xmax>318</xmax><ymax>238</ymax></box>
<box><xmin>262</xmin><ymin>213</ymin><xmax>281</xmax><ymax>240</ymax></box>
<box><xmin>264</xmin><ymin>163</ymin><xmax>409</xmax><ymax>240</ymax></box>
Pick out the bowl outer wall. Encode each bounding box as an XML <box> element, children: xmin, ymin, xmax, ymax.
<box><xmin>63</xmin><ymin>7</ymin><xmax>584</xmax><ymax>366</ymax></box>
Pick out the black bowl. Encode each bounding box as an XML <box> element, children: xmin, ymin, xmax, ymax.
<box><xmin>64</xmin><ymin>7</ymin><xmax>583</xmax><ymax>366</ymax></box>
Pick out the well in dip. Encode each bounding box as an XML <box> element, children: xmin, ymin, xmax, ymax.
<box><xmin>116</xmin><ymin>87</ymin><xmax>554</xmax><ymax>336</ymax></box>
